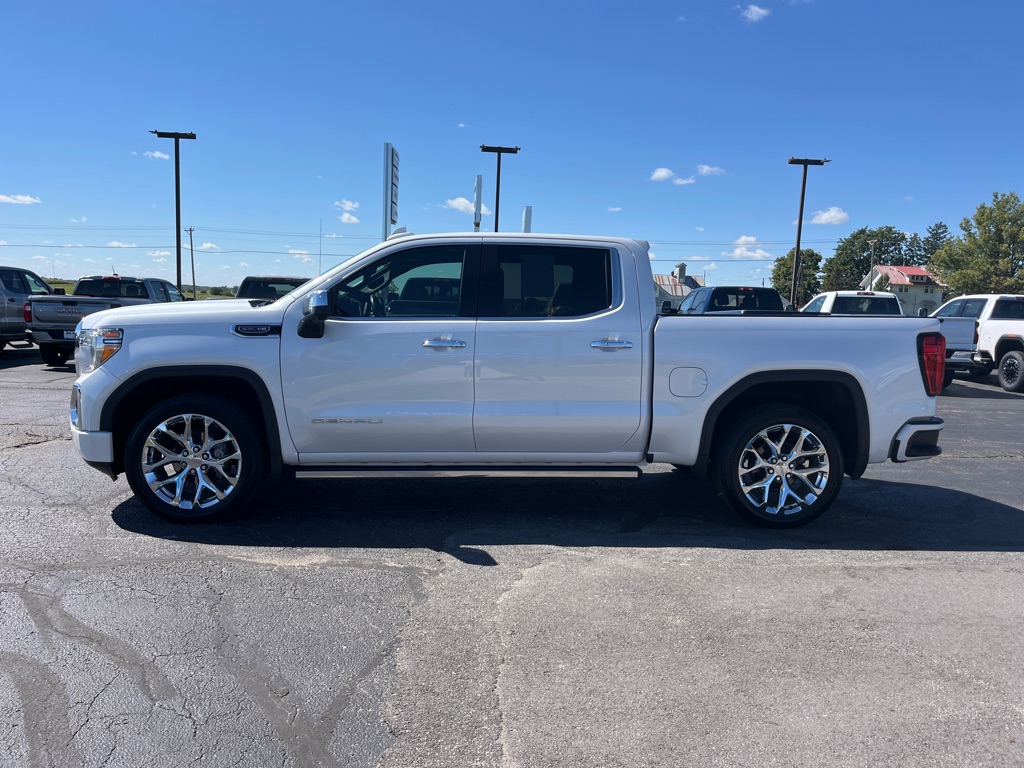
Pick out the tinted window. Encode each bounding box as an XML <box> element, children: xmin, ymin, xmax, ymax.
<box><xmin>992</xmin><ymin>299</ymin><xmax>1024</xmax><ymax>319</ymax></box>
<box><xmin>803</xmin><ymin>296</ymin><xmax>826</xmax><ymax>313</ymax></box>
<box><xmin>150</xmin><ymin>282</ymin><xmax>169</xmax><ymax>302</ymax></box>
<box><xmin>934</xmin><ymin>300</ymin><xmax>963</xmax><ymax>318</ymax></box>
<box><xmin>76</xmin><ymin>279</ymin><xmax>151</xmax><ymax>298</ymax></box>
<box><xmin>0</xmin><ymin>269</ymin><xmax>27</xmax><ymax>294</ymax></box>
<box><xmin>22</xmin><ymin>271</ymin><xmax>51</xmax><ymax>295</ymax></box>
<box><xmin>831</xmin><ymin>296</ymin><xmax>901</xmax><ymax>314</ymax></box>
<box><xmin>707</xmin><ymin>288</ymin><xmax>784</xmax><ymax>312</ymax></box>
<box><xmin>677</xmin><ymin>291</ymin><xmax>697</xmax><ymax>312</ymax></box>
<box><xmin>332</xmin><ymin>245</ymin><xmax>467</xmax><ymax>318</ymax></box>
<box><xmin>478</xmin><ymin>245</ymin><xmax>613</xmax><ymax>318</ymax></box>
<box><xmin>960</xmin><ymin>298</ymin><xmax>989</xmax><ymax>318</ymax></box>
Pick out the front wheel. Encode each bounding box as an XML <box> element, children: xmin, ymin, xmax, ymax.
<box><xmin>998</xmin><ymin>350</ymin><xmax>1024</xmax><ymax>393</ymax></box>
<box><xmin>715</xmin><ymin>406</ymin><xmax>844</xmax><ymax>527</ymax></box>
<box><xmin>124</xmin><ymin>395</ymin><xmax>265</xmax><ymax>521</ymax></box>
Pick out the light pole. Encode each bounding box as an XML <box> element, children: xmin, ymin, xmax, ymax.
<box><xmin>150</xmin><ymin>130</ymin><xmax>197</xmax><ymax>290</ymax></box>
<box><xmin>480</xmin><ymin>145</ymin><xmax>520</xmax><ymax>232</ymax></box>
<box><xmin>788</xmin><ymin>157</ymin><xmax>830</xmax><ymax>306</ymax></box>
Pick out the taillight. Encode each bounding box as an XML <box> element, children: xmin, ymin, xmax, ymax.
<box><xmin>918</xmin><ymin>332</ymin><xmax>946</xmax><ymax>396</ymax></box>
<box><xmin>23</xmin><ymin>301</ymin><xmax>31</xmax><ymax>323</ymax></box>
<box><xmin>973</xmin><ymin>320</ymin><xmax>979</xmax><ymax>344</ymax></box>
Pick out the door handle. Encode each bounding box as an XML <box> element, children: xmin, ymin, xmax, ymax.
<box><xmin>590</xmin><ymin>340</ymin><xmax>634</xmax><ymax>349</ymax></box>
<box><xmin>422</xmin><ymin>338</ymin><xmax>467</xmax><ymax>349</ymax></box>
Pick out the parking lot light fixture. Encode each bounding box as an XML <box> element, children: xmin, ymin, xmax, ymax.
<box><xmin>480</xmin><ymin>145</ymin><xmax>520</xmax><ymax>232</ymax></box>
<box><xmin>788</xmin><ymin>157</ymin><xmax>830</xmax><ymax>306</ymax></box>
<box><xmin>150</xmin><ymin>130</ymin><xmax>197</xmax><ymax>290</ymax></box>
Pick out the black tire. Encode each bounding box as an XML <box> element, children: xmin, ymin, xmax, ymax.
<box><xmin>124</xmin><ymin>395</ymin><xmax>266</xmax><ymax>522</ymax></box>
<box><xmin>39</xmin><ymin>345</ymin><xmax>70</xmax><ymax>366</ymax></box>
<box><xmin>714</xmin><ymin>405</ymin><xmax>844</xmax><ymax>528</ymax></box>
<box><xmin>998</xmin><ymin>350</ymin><xmax>1024</xmax><ymax>393</ymax></box>
<box><xmin>967</xmin><ymin>364</ymin><xmax>994</xmax><ymax>379</ymax></box>
<box><xmin>942</xmin><ymin>368</ymin><xmax>955</xmax><ymax>389</ymax></box>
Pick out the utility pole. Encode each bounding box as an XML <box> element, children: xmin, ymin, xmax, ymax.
<box><xmin>150</xmin><ymin>130</ymin><xmax>197</xmax><ymax>291</ymax></box>
<box><xmin>480</xmin><ymin>145</ymin><xmax>520</xmax><ymax>232</ymax></box>
<box><xmin>787</xmin><ymin>157</ymin><xmax>830</xmax><ymax>306</ymax></box>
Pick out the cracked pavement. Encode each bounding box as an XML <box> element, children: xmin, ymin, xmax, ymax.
<box><xmin>1</xmin><ymin>348</ymin><xmax>1024</xmax><ymax>767</ymax></box>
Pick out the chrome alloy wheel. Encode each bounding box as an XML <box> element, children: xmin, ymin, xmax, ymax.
<box><xmin>736</xmin><ymin>422</ymin><xmax>830</xmax><ymax>517</ymax></box>
<box><xmin>140</xmin><ymin>412</ymin><xmax>242</xmax><ymax>510</ymax></box>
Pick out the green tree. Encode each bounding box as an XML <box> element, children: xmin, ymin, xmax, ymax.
<box><xmin>904</xmin><ymin>233</ymin><xmax>927</xmax><ymax>267</ymax></box>
<box><xmin>771</xmin><ymin>247</ymin><xmax>822</xmax><ymax>307</ymax></box>
<box><xmin>921</xmin><ymin>221</ymin><xmax>952</xmax><ymax>261</ymax></box>
<box><xmin>930</xmin><ymin>192</ymin><xmax>1024</xmax><ymax>295</ymax></box>
<box><xmin>821</xmin><ymin>226</ymin><xmax>908</xmax><ymax>291</ymax></box>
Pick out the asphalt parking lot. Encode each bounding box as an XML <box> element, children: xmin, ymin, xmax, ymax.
<box><xmin>1</xmin><ymin>346</ymin><xmax>1023</xmax><ymax>767</ymax></box>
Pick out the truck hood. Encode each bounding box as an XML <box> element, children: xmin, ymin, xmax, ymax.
<box><xmin>78</xmin><ymin>297</ymin><xmax>292</xmax><ymax>330</ymax></box>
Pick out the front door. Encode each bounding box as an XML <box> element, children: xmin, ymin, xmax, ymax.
<box><xmin>282</xmin><ymin>243</ymin><xmax>479</xmax><ymax>459</ymax></box>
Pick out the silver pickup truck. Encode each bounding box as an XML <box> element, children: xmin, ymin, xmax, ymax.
<box><xmin>26</xmin><ymin>275</ymin><xmax>185</xmax><ymax>365</ymax></box>
<box><xmin>70</xmin><ymin>232</ymin><xmax>948</xmax><ymax>528</ymax></box>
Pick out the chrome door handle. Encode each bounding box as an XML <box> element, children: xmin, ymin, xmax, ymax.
<box><xmin>590</xmin><ymin>340</ymin><xmax>634</xmax><ymax>349</ymax></box>
<box><xmin>422</xmin><ymin>338</ymin><xmax>467</xmax><ymax>348</ymax></box>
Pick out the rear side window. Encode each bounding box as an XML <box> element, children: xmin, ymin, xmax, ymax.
<box><xmin>831</xmin><ymin>296</ymin><xmax>901</xmax><ymax>314</ymax></box>
<box><xmin>708</xmin><ymin>288</ymin><xmax>783</xmax><ymax>311</ymax></box>
<box><xmin>0</xmin><ymin>269</ymin><xmax>27</xmax><ymax>294</ymax></box>
<box><xmin>992</xmin><ymin>299</ymin><xmax>1024</xmax><ymax>320</ymax></box>
<box><xmin>478</xmin><ymin>245</ymin><xmax>613</xmax><ymax>318</ymax></box>
<box><xmin>76</xmin><ymin>279</ymin><xmax>150</xmax><ymax>298</ymax></box>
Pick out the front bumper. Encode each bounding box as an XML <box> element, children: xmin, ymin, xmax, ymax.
<box><xmin>889</xmin><ymin>417</ymin><xmax>944</xmax><ymax>462</ymax></box>
<box><xmin>71</xmin><ymin>424</ymin><xmax>117</xmax><ymax>478</ymax></box>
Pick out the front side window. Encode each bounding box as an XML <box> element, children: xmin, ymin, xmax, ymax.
<box><xmin>331</xmin><ymin>244</ymin><xmax>467</xmax><ymax>318</ymax></box>
<box><xmin>22</xmin><ymin>271</ymin><xmax>51</xmax><ymax>295</ymax></box>
<box><xmin>803</xmin><ymin>295</ymin><xmax>826</xmax><ymax>313</ymax></box>
<box><xmin>934</xmin><ymin>300</ymin><xmax>963</xmax><ymax>318</ymax></box>
<box><xmin>164</xmin><ymin>282</ymin><xmax>185</xmax><ymax>302</ymax></box>
<box><xmin>477</xmin><ymin>245</ymin><xmax>613</xmax><ymax>318</ymax></box>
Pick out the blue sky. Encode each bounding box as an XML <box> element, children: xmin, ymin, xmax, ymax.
<box><xmin>2</xmin><ymin>1</ymin><xmax>1022</xmax><ymax>288</ymax></box>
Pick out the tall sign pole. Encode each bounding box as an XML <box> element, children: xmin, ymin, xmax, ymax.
<box><xmin>382</xmin><ymin>143</ymin><xmax>399</xmax><ymax>241</ymax></box>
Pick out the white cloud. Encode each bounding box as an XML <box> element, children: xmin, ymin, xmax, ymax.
<box><xmin>809</xmin><ymin>206</ymin><xmax>850</xmax><ymax>225</ymax></box>
<box><xmin>697</xmin><ymin>164</ymin><xmax>725</xmax><ymax>176</ymax></box>
<box><xmin>148</xmin><ymin>250</ymin><xmax>172</xmax><ymax>258</ymax></box>
<box><xmin>290</xmin><ymin>250</ymin><xmax>314</xmax><ymax>264</ymax></box>
<box><xmin>608</xmin><ymin>206</ymin><xmax>623</xmax><ymax>213</ymax></box>
<box><xmin>334</xmin><ymin>199</ymin><xmax>360</xmax><ymax>212</ymax></box>
<box><xmin>695</xmin><ymin>226</ymin><xmax>705</xmax><ymax>232</ymax></box>
<box><xmin>108</xmin><ymin>241</ymin><xmax>136</xmax><ymax>248</ymax></box>
<box><xmin>339</xmin><ymin>212</ymin><xmax>360</xmax><ymax>224</ymax></box>
<box><xmin>0</xmin><ymin>194</ymin><xmax>42</xmax><ymax>205</ymax></box>
<box><xmin>673</xmin><ymin>176</ymin><xmax>697</xmax><ymax>185</ymax></box>
<box><xmin>725</xmin><ymin>236</ymin><xmax>772</xmax><ymax>260</ymax></box>
<box><xmin>143</xmin><ymin>150</ymin><xmax>170</xmax><ymax>160</ymax></box>
<box><xmin>650</xmin><ymin>167</ymin><xmax>675</xmax><ymax>182</ymax></box>
<box><xmin>741</xmin><ymin>5</ymin><xmax>771</xmax><ymax>22</ymax></box>
<box><xmin>324</xmin><ymin>233</ymin><xmax>342</xmax><ymax>239</ymax></box>
<box><xmin>458</xmin><ymin>122</ymin><xmax>470</xmax><ymax>128</ymax></box>
<box><xmin>239</xmin><ymin>262</ymin><xmax>251</xmax><ymax>268</ymax></box>
<box><xmin>444</xmin><ymin>197</ymin><xmax>491</xmax><ymax>215</ymax></box>
<box><xmin>0</xmin><ymin>239</ymin><xmax>6</xmax><ymax>245</ymax></box>
<box><xmin>152</xmin><ymin>257</ymin><xmax>168</xmax><ymax>264</ymax></box>
<box><xmin>199</xmin><ymin>242</ymin><xmax>220</xmax><ymax>250</ymax></box>
<box><xmin>705</xmin><ymin>263</ymin><xmax>719</xmax><ymax>271</ymax></box>
<box><xmin>69</xmin><ymin>216</ymin><xmax>87</xmax><ymax>223</ymax></box>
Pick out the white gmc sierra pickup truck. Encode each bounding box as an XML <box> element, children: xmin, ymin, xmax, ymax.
<box><xmin>70</xmin><ymin>232</ymin><xmax>947</xmax><ymax>527</ymax></box>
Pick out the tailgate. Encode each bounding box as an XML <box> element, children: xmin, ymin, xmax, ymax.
<box><xmin>30</xmin><ymin>298</ymin><xmax>111</xmax><ymax>332</ymax></box>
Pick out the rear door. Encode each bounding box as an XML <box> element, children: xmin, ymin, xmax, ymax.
<box><xmin>1</xmin><ymin>268</ymin><xmax>50</xmax><ymax>338</ymax></box>
<box><xmin>472</xmin><ymin>242</ymin><xmax>643</xmax><ymax>454</ymax></box>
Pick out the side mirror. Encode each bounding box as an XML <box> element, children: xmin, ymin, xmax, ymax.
<box><xmin>297</xmin><ymin>290</ymin><xmax>330</xmax><ymax>338</ymax></box>
<box><xmin>661</xmin><ymin>300</ymin><xmax>673</xmax><ymax>314</ymax></box>
<box><xmin>54</xmin><ymin>288</ymin><xmax>66</xmax><ymax>295</ymax></box>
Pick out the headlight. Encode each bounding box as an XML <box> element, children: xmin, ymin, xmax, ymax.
<box><xmin>76</xmin><ymin>327</ymin><xmax>123</xmax><ymax>372</ymax></box>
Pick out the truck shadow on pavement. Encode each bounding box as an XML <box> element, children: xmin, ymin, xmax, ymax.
<box><xmin>941</xmin><ymin>379</ymin><xmax>1020</xmax><ymax>399</ymax></box>
<box><xmin>111</xmin><ymin>470</ymin><xmax>1024</xmax><ymax>563</ymax></box>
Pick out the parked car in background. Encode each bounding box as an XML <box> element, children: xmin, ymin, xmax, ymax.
<box><xmin>677</xmin><ymin>285</ymin><xmax>787</xmax><ymax>314</ymax></box>
<box><xmin>932</xmin><ymin>294</ymin><xmax>1024</xmax><ymax>392</ymax></box>
<box><xmin>26</xmin><ymin>275</ymin><xmax>185</xmax><ymax>365</ymax></box>
<box><xmin>801</xmin><ymin>291</ymin><xmax>904</xmax><ymax>315</ymax></box>
<box><xmin>235</xmin><ymin>276</ymin><xmax>310</xmax><ymax>301</ymax></box>
<box><xmin>1</xmin><ymin>266</ymin><xmax>54</xmax><ymax>352</ymax></box>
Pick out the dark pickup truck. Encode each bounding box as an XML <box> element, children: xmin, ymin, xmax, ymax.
<box><xmin>26</xmin><ymin>275</ymin><xmax>185</xmax><ymax>365</ymax></box>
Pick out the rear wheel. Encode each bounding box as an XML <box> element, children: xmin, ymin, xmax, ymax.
<box><xmin>715</xmin><ymin>406</ymin><xmax>843</xmax><ymax>527</ymax></box>
<box><xmin>998</xmin><ymin>350</ymin><xmax>1024</xmax><ymax>393</ymax></box>
<box><xmin>123</xmin><ymin>395</ymin><xmax>265</xmax><ymax>521</ymax></box>
<box><xmin>39</xmin><ymin>345</ymin><xmax>70</xmax><ymax>366</ymax></box>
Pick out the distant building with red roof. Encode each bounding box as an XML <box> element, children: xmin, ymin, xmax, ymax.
<box><xmin>860</xmin><ymin>265</ymin><xmax>946</xmax><ymax>315</ymax></box>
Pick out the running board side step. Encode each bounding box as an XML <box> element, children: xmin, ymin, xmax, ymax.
<box><xmin>294</xmin><ymin>466</ymin><xmax>643</xmax><ymax>480</ymax></box>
